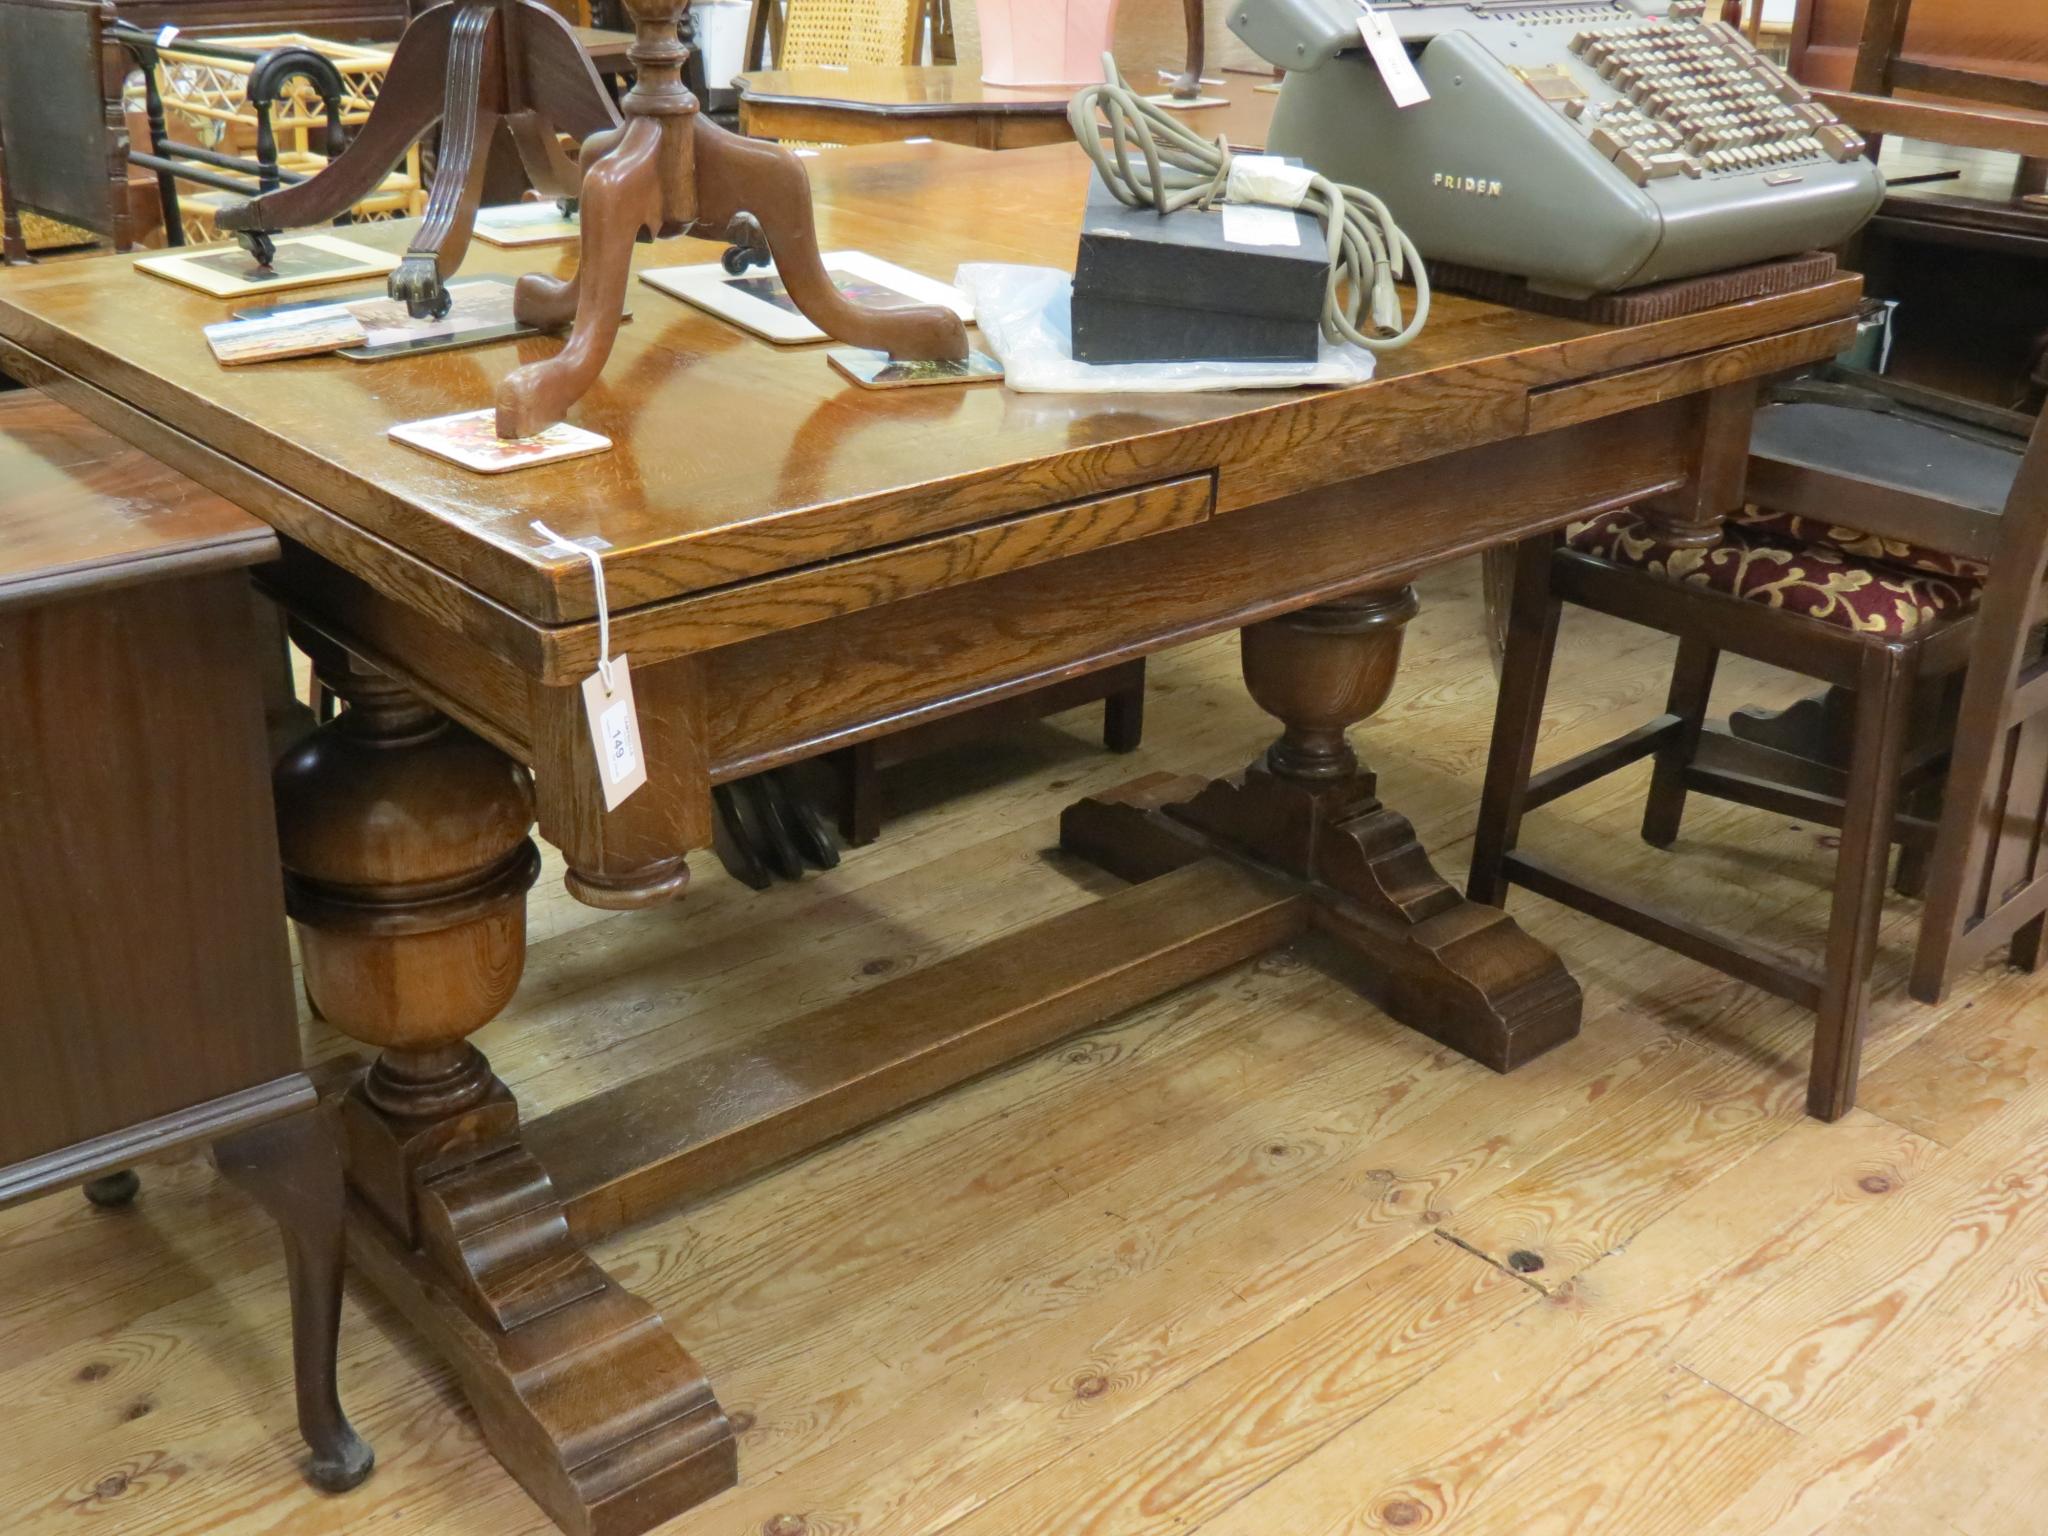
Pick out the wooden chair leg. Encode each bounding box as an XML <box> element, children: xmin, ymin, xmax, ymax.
<box><xmin>1641</xmin><ymin>637</ymin><xmax>1720</xmax><ymax>850</ymax></box>
<box><xmin>1469</xmin><ymin>535</ymin><xmax>1564</xmax><ymax>908</ymax></box>
<box><xmin>2014</xmin><ymin>914</ymin><xmax>2047</xmax><ymax>973</ymax></box>
<box><xmin>1103</xmin><ymin>669</ymin><xmax>1145</xmax><ymax>754</ymax></box>
<box><xmin>214</xmin><ymin>1108</ymin><xmax>375</xmax><ymax>1494</ymax></box>
<box><xmin>1808</xmin><ymin>643</ymin><xmax>1915</xmax><ymax>1122</ymax></box>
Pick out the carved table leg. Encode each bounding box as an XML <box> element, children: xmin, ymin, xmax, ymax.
<box><xmin>214</xmin><ymin>1107</ymin><xmax>376</xmax><ymax>1493</ymax></box>
<box><xmin>388</xmin><ymin>4</ymin><xmax>504</xmax><ymax>319</ymax></box>
<box><xmin>276</xmin><ymin>650</ymin><xmax>735</xmax><ymax>1536</ymax></box>
<box><xmin>1064</xmin><ymin>590</ymin><xmax>1582</xmax><ymax>1071</ymax></box>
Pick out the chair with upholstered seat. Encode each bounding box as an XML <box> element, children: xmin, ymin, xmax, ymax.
<box><xmin>1467</xmin><ymin>383</ymin><xmax>2047</xmax><ymax>1122</ymax></box>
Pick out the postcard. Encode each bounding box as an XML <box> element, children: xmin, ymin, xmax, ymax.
<box><xmin>827</xmin><ymin>346</ymin><xmax>1005</xmax><ymax>390</ymax></box>
<box><xmin>136</xmin><ymin>234</ymin><xmax>400</xmax><ymax>298</ymax></box>
<box><xmin>475</xmin><ymin>202</ymin><xmax>583</xmax><ymax>247</ymax></box>
<box><xmin>639</xmin><ymin>250</ymin><xmax>973</xmax><ymax>344</ymax></box>
<box><xmin>388</xmin><ymin>408</ymin><xmax>612</xmax><ymax>474</ymax></box>
<box><xmin>205</xmin><ymin>307</ymin><xmax>367</xmax><ymax>366</ymax></box>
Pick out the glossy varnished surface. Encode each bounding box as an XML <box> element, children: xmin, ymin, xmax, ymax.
<box><xmin>736</xmin><ymin>63</ymin><xmax>1081</xmax><ymax>115</ymax></box>
<box><xmin>0</xmin><ymin>390</ymin><xmax>274</xmax><ymax>609</ymax></box>
<box><xmin>0</xmin><ymin>142</ymin><xmax>1862</xmax><ymax>627</ymax></box>
<box><xmin>736</xmin><ymin>66</ymin><xmax>1281</xmax><ymax>153</ymax></box>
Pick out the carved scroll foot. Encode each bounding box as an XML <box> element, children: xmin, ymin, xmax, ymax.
<box><xmin>1063</xmin><ymin>590</ymin><xmax>1581</xmax><ymax>1072</ymax></box>
<box><xmin>342</xmin><ymin>1059</ymin><xmax>736</xmax><ymax>1536</ymax></box>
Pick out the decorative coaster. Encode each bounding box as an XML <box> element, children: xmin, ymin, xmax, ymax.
<box><xmin>389</xmin><ymin>408</ymin><xmax>611</xmax><ymax>473</ymax></box>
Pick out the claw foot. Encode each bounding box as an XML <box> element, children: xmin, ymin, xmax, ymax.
<box><xmin>388</xmin><ymin>254</ymin><xmax>452</xmax><ymax>320</ymax></box>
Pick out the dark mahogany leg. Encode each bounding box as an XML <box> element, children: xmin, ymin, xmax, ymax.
<box><xmin>1641</xmin><ymin>636</ymin><xmax>1719</xmax><ymax>850</ymax></box>
<box><xmin>275</xmin><ymin>649</ymin><xmax>734</xmax><ymax>1536</ymax></box>
<box><xmin>217</xmin><ymin>1</ymin><xmax>459</xmax><ymax>239</ymax></box>
<box><xmin>214</xmin><ymin>1108</ymin><xmax>375</xmax><ymax>1494</ymax></box>
<box><xmin>1064</xmin><ymin>589</ymin><xmax>1582</xmax><ymax>1072</ymax></box>
<box><xmin>1168</xmin><ymin>0</ymin><xmax>1206</xmax><ymax>99</ymax></box>
<box><xmin>1469</xmin><ymin>534</ymin><xmax>1563</xmax><ymax>909</ymax></box>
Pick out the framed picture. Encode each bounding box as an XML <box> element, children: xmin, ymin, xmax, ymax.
<box><xmin>639</xmin><ymin>250</ymin><xmax>973</xmax><ymax>345</ymax></box>
<box><xmin>136</xmin><ymin>234</ymin><xmax>401</xmax><ymax>298</ymax></box>
<box><xmin>827</xmin><ymin>346</ymin><xmax>1005</xmax><ymax>389</ymax></box>
<box><xmin>474</xmin><ymin>202</ymin><xmax>583</xmax><ymax>247</ymax></box>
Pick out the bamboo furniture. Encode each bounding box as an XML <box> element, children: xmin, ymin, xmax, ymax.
<box><xmin>0</xmin><ymin>389</ymin><xmax>372</xmax><ymax>1496</ymax></box>
<box><xmin>1468</xmin><ymin>378</ymin><xmax>2044</xmax><ymax>1122</ymax></box>
<box><xmin>146</xmin><ymin>30</ymin><xmax>426</xmax><ymax>245</ymax></box>
<box><xmin>0</xmin><ymin>138</ymin><xmax>1860</xmax><ymax>1535</ymax></box>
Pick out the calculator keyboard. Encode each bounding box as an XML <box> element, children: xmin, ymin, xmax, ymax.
<box><xmin>1562</xmin><ymin>16</ymin><xmax>1867</xmax><ymax>183</ymax></box>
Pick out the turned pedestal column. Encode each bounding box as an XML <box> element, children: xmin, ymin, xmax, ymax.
<box><xmin>1065</xmin><ymin>589</ymin><xmax>1583</xmax><ymax>1070</ymax></box>
<box><xmin>274</xmin><ymin>648</ymin><xmax>733</xmax><ymax>1536</ymax></box>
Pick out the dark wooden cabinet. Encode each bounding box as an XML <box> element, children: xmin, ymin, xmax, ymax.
<box><xmin>0</xmin><ymin>390</ymin><xmax>371</xmax><ymax>1493</ymax></box>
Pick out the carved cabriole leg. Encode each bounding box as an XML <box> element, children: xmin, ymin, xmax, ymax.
<box><xmin>1064</xmin><ymin>589</ymin><xmax>1582</xmax><ymax>1072</ymax></box>
<box><xmin>389</xmin><ymin>3</ymin><xmax>505</xmax><ymax>319</ymax></box>
<box><xmin>213</xmin><ymin>1108</ymin><xmax>376</xmax><ymax>1493</ymax></box>
<box><xmin>216</xmin><ymin>0</ymin><xmax>461</xmax><ymax>238</ymax></box>
<box><xmin>275</xmin><ymin>650</ymin><xmax>734</xmax><ymax>1536</ymax></box>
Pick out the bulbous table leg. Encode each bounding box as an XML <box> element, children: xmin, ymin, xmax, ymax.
<box><xmin>1063</xmin><ymin>589</ymin><xmax>1582</xmax><ymax>1071</ymax></box>
<box><xmin>275</xmin><ymin>648</ymin><xmax>734</xmax><ymax>1536</ymax></box>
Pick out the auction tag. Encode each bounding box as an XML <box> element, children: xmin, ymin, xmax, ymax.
<box><xmin>1359</xmin><ymin>5</ymin><xmax>1430</xmax><ymax>108</ymax></box>
<box><xmin>535</xmin><ymin>518</ymin><xmax>646</xmax><ymax>811</ymax></box>
<box><xmin>581</xmin><ymin>655</ymin><xmax>646</xmax><ymax>811</ymax></box>
<box><xmin>1221</xmin><ymin>203</ymin><xmax>1302</xmax><ymax>247</ymax></box>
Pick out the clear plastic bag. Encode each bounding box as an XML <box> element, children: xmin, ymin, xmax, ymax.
<box><xmin>955</xmin><ymin>263</ymin><xmax>1377</xmax><ymax>394</ymax></box>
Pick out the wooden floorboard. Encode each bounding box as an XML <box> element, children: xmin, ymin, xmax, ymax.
<box><xmin>3</xmin><ymin>559</ymin><xmax>2046</xmax><ymax>1534</ymax></box>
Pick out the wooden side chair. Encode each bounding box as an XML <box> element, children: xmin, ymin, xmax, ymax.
<box><xmin>1468</xmin><ymin>384</ymin><xmax>2046</xmax><ymax>1121</ymax></box>
<box><xmin>0</xmin><ymin>0</ymin><xmax>137</xmax><ymax>260</ymax></box>
<box><xmin>1790</xmin><ymin>0</ymin><xmax>2048</xmax><ymax>188</ymax></box>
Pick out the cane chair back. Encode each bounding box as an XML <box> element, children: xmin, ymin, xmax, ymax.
<box><xmin>779</xmin><ymin>0</ymin><xmax>922</xmax><ymax>67</ymax></box>
<box><xmin>1913</xmin><ymin>410</ymin><xmax>2048</xmax><ymax>998</ymax></box>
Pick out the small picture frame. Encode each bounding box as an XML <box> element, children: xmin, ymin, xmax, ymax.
<box><xmin>474</xmin><ymin>202</ymin><xmax>583</xmax><ymax>247</ymax></box>
<box><xmin>827</xmin><ymin>346</ymin><xmax>1005</xmax><ymax>390</ymax></box>
<box><xmin>136</xmin><ymin>234</ymin><xmax>400</xmax><ymax>298</ymax></box>
<box><xmin>639</xmin><ymin>251</ymin><xmax>972</xmax><ymax>345</ymax></box>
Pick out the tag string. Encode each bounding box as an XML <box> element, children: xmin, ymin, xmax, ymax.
<box><xmin>531</xmin><ymin>520</ymin><xmax>614</xmax><ymax>692</ymax></box>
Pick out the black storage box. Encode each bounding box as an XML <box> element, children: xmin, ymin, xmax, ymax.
<box><xmin>1071</xmin><ymin>167</ymin><xmax>1328</xmax><ymax>365</ymax></box>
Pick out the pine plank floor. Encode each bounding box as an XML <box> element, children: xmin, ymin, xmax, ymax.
<box><xmin>5</xmin><ymin>558</ymin><xmax>2046</xmax><ymax>1536</ymax></box>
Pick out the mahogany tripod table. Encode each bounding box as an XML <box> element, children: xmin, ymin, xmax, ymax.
<box><xmin>0</xmin><ymin>141</ymin><xmax>1862</xmax><ymax>1536</ymax></box>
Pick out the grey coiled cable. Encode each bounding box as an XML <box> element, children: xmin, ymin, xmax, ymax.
<box><xmin>1068</xmin><ymin>56</ymin><xmax>1430</xmax><ymax>353</ymax></box>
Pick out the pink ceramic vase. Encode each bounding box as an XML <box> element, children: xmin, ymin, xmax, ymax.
<box><xmin>976</xmin><ymin>0</ymin><xmax>1124</xmax><ymax>88</ymax></box>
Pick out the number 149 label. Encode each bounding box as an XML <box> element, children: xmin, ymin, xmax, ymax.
<box><xmin>581</xmin><ymin>654</ymin><xmax>648</xmax><ymax>811</ymax></box>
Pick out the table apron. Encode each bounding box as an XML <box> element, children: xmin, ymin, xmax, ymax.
<box><xmin>700</xmin><ymin>399</ymin><xmax>1692</xmax><ymax>780</ymax></box>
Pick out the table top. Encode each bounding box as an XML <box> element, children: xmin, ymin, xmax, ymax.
<box><xmin>0</xmin><ymin>141</ymin><xmax>1859</xmax><ymax>644</ymax></box>
<box><xmin>573</xmin><ymin>26</ymin><xmax>635</xmax><ymax>69</ymax></box>
<box><xmin>736</xmin><ymin>64</ymin><xmax>1282</xmax><ymax>149</ymax></box>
